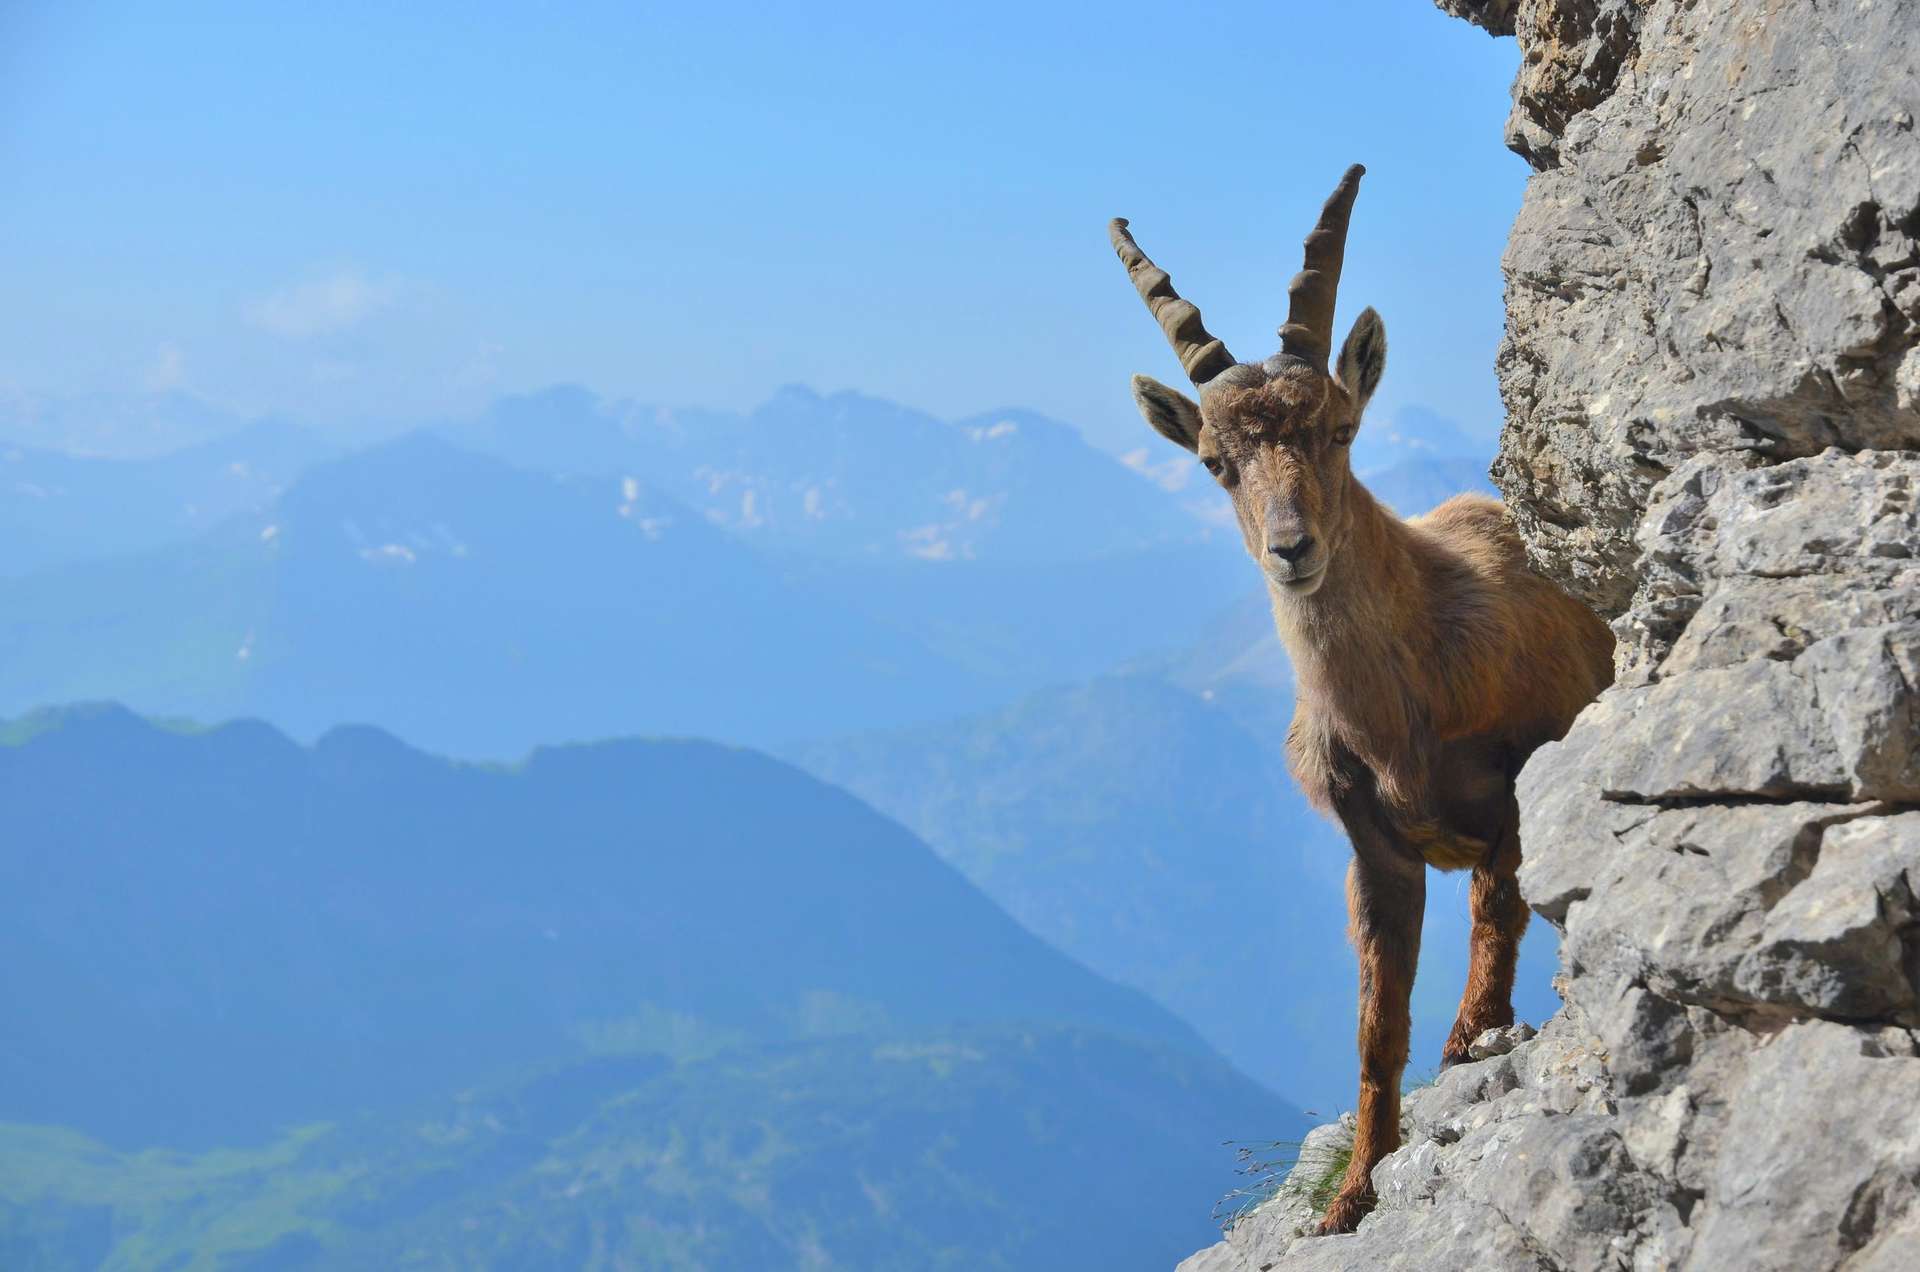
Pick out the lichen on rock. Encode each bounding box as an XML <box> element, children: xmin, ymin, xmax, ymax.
<box><xmin>1181</xmin><ymin>0</ymin><xmax>1920</xmax><ymax>1266</ymax></box>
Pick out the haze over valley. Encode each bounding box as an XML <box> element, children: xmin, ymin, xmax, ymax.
<box><xmin>1</xmin><ymin>384</ymin><xmax>1548</xmax><ymax>1106</ymax></box>
<box><xmin>0</xmin><ymin>1</ymin><xmax>1557</xmax><ymax>1263</ymax></box>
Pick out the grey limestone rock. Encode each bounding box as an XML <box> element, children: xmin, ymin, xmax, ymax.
<box><xmin>1467</xmin><ymin>1021</ymin><xmax>1536</xmax><ymax>1060</ymax></box>
<box><xmin>1490</xmin><ymin>0</ymin><xmax>1920</xmax><ymax>617</ymax></box>
<box><xmin>1431</xmin><ymin>0</ymin><xmax>1518</xmax><ymax>36</ymax></box>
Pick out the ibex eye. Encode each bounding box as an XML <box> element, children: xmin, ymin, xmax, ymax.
<box><xmin>1332</xmin><ymin>425</ymin><xmax>1356</xmax><ymax>446</ymax></box>
<box><xmin>1201</xmin><ymin>457</ymin><xmax>1224</xmax><ymax>476</ymax></box>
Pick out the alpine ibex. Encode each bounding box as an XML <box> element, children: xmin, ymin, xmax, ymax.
<box><xmin>1109</xmin><ymin>165</ymin><xmax>1613</xmax><ymax>1235</ymax></box>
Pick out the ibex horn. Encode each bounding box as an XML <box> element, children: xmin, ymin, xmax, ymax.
<box><xmin>1278</xmin><ymin>164</ymin><xmax>1366</xmax><ymax>368</ymax></box>
<box><xmin>1109</xmin><ymin>218</ymin><xmax>1237</xmax><ymax>386</ymax></box>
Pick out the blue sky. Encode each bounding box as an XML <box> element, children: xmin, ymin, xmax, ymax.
<box><xmin>0</xmin><ymin>0</ymin><xmax>1523</xmax><ymax>454</ymax></box>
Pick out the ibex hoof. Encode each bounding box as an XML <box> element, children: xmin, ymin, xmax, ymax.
<box><xmin>1317</xmin><ymin>1191</ymin><xmax>1373</xmax><ymax>1236</ymax></box>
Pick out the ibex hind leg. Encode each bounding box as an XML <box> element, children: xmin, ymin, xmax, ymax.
<box><xmin>1441</xmin><ymin>791</ymin><xmax>1526</xmax><ymax>1068</ymax></box>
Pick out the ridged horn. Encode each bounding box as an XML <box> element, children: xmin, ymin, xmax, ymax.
<box><xmin>1277</xmin><ymin>164</ymin><xmax>1366</xmax><ymax>368</ymax></box>
<box><xmin>1109</xmin><ymin>218</ymin><xmax>1236</xmax><ymax>386</ymax></box>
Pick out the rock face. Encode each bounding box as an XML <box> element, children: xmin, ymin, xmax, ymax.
<box><xmin>1182</xmin><ymin>0</ymin><xmax>1920</xmax><ymax>1266</ymax></box>
<box><xmin>1486</xmin><ymin>0</ymin><xmax>1920</xmax><ymax>617</ymax></box>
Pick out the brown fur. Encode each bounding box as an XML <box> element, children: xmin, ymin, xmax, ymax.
<box><xmin>1112</xmin><ymin>175</ymin><xmax>1613</xmax><ymax>1235</ymax></box>
<box><xmin>1206</xmin><ymin>380</ymin><xmax>1614</xmax><ymax>1235</ymax></box>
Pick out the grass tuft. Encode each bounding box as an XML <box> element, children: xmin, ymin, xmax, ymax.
<box><xmin>1210</xmin><ymin>1120</ymin><xmax>1355</xmax><ymax>1232</ymax></box>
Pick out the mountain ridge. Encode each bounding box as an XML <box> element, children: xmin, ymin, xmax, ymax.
<box><xmin>0</xmin><ymin>702</ymin><xmax>1236</xmax><ymax>1149</ymax></box>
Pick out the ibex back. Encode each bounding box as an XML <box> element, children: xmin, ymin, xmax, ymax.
<box><xmin>1109</xmin><ymin>166</ymin><xmax>1613</xmax><ymax>1236</ymax></box>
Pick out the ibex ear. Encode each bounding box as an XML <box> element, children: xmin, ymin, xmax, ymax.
<box><xmin>1335</xmin><ymin>307</ymin><xmax>1387</xmax><ymax>417</ymax></box>
<box><xmin>1130</xmin><ymin>374</ymin><xmax>1203</xmax><ymax>453</ymax></box>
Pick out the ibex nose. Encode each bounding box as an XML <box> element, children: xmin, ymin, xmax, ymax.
<box><xmin>1267</xmin><ymin>534</ymin><xmax>1317</xmax><ymax>563</ymax></box>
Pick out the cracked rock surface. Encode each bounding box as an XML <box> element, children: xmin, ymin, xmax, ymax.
<box><xmin>1461</xmin><ymin>0</ymin><xmax>1920</xmax><ymax>618</ymax></box>
<box><xmin>1181</xmin><ymin>0</ymin><xmax>1920</xmax><ymax>1266</ymax></box>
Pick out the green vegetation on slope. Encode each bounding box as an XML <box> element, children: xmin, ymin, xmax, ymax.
<box><xmin>1</xmin><ymin>1027</ymin><xmax>1295</xmax><ymax>1272</ymax></box>
<box><xmin>0</xmin><ymin>706</ymin><xmax>1301</xmax><ymax>1269</ymax></box>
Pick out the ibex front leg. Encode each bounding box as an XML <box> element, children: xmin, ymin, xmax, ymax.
<box><xmin>1441</xmin><ymin>790</ymin><xmax>1525</xmax><ymax>1067</ymax></box>
<box><xmin>1319</xmin><ymin>821</ymin><xmax>1424</xmax><ymax>1236</ymax></box>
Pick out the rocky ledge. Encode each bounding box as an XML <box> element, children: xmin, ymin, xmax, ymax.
<box><xmin>1186</xmin><ymin>789</ymin><xmax>1920</xmax><ymax>1269</ymax></box>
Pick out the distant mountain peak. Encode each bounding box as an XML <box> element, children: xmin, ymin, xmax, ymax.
<box><xmin>486</xmin><ymin>383</ymin><xmax>602</xmax><ymax>421</ymax></box>
<box><xmin>768</xmin><ymin>383</ymin><xmax>824</xmax><ymax>405</ymax></box>
<box><xmin>0</xmin><ymin>700</ymin><xmax>149</xmax><ymax>746</ymax></box>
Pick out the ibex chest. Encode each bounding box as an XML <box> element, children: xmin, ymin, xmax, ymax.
<box><xmin>1285</xmin><ymin>671</ymin><xmax>1520</xmax><ymax>872</ymax></box>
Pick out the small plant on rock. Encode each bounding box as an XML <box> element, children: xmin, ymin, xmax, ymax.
<box><xmin>1212</xmin><ymin>1119</ymin><xmax>1356</xmax><ymax>1231</ymax></box>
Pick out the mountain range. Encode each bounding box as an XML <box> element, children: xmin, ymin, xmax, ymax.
<box><xmin>445</xmin><ymin>385</ymin><xmax>1274</xmax><ymax>696</ymax></box>
<box><xmin>0</xmin><ymin>386</ymin><xmax>1523</xmax><ymax>1110</ymax></box>
<box><xmin>0</xmin><ymin>384</ymin><xmax>1523</xmax><ymax>1261</ymax></box>
<box><xmin>0</xmin><ymin>705</ymin><xmax>1296</xmax><ymax>1269</ymax></box>
<box><xmin>448</xmin><ymin>385</ymin><xmax>1216</xmax><ymax>566</ymax></box>
<box><xmin>0</xmin><ymin>419</ymin><xmax>334</xmax><ymax>577</ymax></box>
<box><xmin>0</xmin><ymin>387</ymin><xmax>1264</xmax><ymax>754</ymax></box>
<box><xmin>0</xmin><ymin>433</ymin><xmax>1008</xmax><ymax>752</ymax></box>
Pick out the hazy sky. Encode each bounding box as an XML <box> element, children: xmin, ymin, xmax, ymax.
<box><xmin>1</xmin><ymin>1</ymin><xmax>1523</xmax><ymax>453</ymax></box>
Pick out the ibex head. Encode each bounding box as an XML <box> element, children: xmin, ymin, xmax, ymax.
<box><xmin>1112</xmin><ymin>165</ymin><xmax>1385</xmax><ymax>598</ymax></box>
